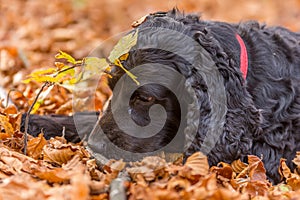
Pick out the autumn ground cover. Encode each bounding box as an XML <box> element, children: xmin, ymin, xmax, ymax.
<box><xmin>0</xmin><ymin>0</ymin><xmax>300</xmax><ymax>199</ymax></box>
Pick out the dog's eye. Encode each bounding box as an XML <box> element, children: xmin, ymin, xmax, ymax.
<box><xmin>136</xmin><ymin>94</ymin><xmax>155</xmax><ymax>103</ymax></box>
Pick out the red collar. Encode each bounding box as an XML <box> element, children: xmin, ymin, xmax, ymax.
<box><xmin>235</xmin><ymin>34</ymin><xmax>248</xmax><ymax>80</ymax></box>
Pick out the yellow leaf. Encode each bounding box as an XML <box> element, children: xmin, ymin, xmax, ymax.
<box><xmin>115</xmin><ymin>59</ymin><xmax>140</xmax><ymax>85</ymax></box>
<box><xmin>82</xmin><ymin>57</ymin><xmax>109</xmax><ymax>80</ymax></box>
<box><xmin>23</xmin><ymin>68</ymin><xmax>57</xmax><ymax>83</ymax></box>
<box><xmin>119</xmin><ymin>53</ymin><xmax>129</xmax><ymax>61</ymax></box>
<box><xmin>55</xmin><ymin>50</ymin><xmax>78</xmax><ymax>64</ymax></box>
<box><xmin>54</xmin><ymin>61</ymin><xmax>65</xmax><ymax>69</ymax></box>
<box><xmin>23</xmin><ymin>64</ymin><xmax>78</xmax><ymax>88</ymax></box>
<box><xmin>108</xmin><ymin>30</ymin><xmax>138</xmax><ymax>62</ymax></box>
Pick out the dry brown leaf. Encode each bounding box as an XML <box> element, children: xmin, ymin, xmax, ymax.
<box><xmin>247</xmin><ymin>155</ymin><xmax>268</xmax><ymax>182</ymax></box>
<box><xmin>150</xmin><ymin>189</ymin><xmax>182</xmax><ymax>200</ymax></box>
<box><xmin>131</xmin><ymin>14</ymin><xmax>148</xmax><ymax>27</ymax></box>
<box><xmin>129</xmin><ymin>184</ymin><xmax>182</xmax><ymax>200</ymax></box>
<box><xmin>268</xmin><ymin>183</ymin><xmax>293</xmax><ymax>200</ymax></box>
<box><xmin>86</xmin><ymin>159</ymin><xmax>106</xmax><ymax>181</ymax></box>
<box><xmin>286</xmin><ymin>176</ymin><xmax>300</xmax><ymax>191</ymax></box>
<box><xmin>27</xmin><ymin>133</ymin><xmax>47</xmax><ymax>159</ymax></box>
<box><xmin>167</xmin><ymin>176</ymin><xmax>191</xmax><ymax>191</ymax></box>
<box><xmin>103</xmin><ymin>159</ymin><xmax>126</xmax><ymax>174</ymax></box>
<box><xmin>0</xmin><ymin>173</ymin><xmax>48</xmax><ymax>200</ymax></box>
<box><xmin>42</xmin><ymin>137</ymin><xmax>87</xmax><ymax>165</ymax></box>
<box><xmin>62</xmin><ymin>154</ymin><xmax>82</xmax><ymax>169</ymax></box>
<box><xmin>0</xmin><ymin>160</ymin><xmax>16</xmax><ymax>176</ymax></box>
<box><xmin>279</xmin><ymin>158</ymin><xmax>292</xmax><ymax>180</ymax></box>
<box><xmin>231</xmin><ymin>159</ymin><xmax>248</xmax><ymax>174</ymax></box>
<box><xmin>3</xmin><ymin>104</ymin><xmax>18</xmax><ymax>115</ymax></box>
<box><xmin>7</xmin><ymin>113</ymin><xmax>22</xmax><ymax>131</ymax></box>
<box><xmin>210</xmin><ymin>188</ymin><xmax>241</xmax><ymax>200</ymax></box>
<box><xmin>43</xmin><ymin>145</ymin><xmax>77</xmax><ymax>165</ymax></box>
<box><xmin>140</xmin><ymin>156</ymin><xmax>167</xmax><ymax>170</ymax></box>
<box><xmin>90</xmin><ymin>180</ymin><xmax>108</xmax><ymax>195</ymax></box>
<box><xmin>178</xmin><ymin>152</ymin><xmax>209</xmax><ymax>182</ymax></box>
<box><xmin>69</xmin><ymin>169</ymin><xmax>91</xmax><ymax>200</ymax></box>
<box><xmin>187</xmin><ymin>173</ymin><xmax>219</xmax><ymax>199</ymax></box>
<box><xmin>210</xmin><ymin>164</ymin><xmax>233</xmax><ymax>180</ymax></box>
<box><xmin>0</xmin><ymin>114</ymin><xmax>14</xmax><ymax>138</ymax></box>
<box><xmin>127</xmin><ymin>156</ymin><xmax>167</xmax><ymax>182</ymax></box>
<box><xmin>185</xmin><ymin>152</ymin><xmax>209</xmax><ymax>176</ymax></box>
<box><xmin>0</xmin><ymin>145</ymin><xmax>49</xmax><ymax>176</ymax></box>
<box><xmin>293</xmin><ymin>152</ymin><xmax>300</xmax><ymax>176</ymax></box>
<box><xmin>34</xmin><ymin>167</ymin><xmax>71</xmax><ymax>183</ymax></box>
<box><xmin>127</xmin><ymin>165</ymin><xmax>156</xmax><ymax>183</ymax></box>
<box><xmin>109</xmin><ymin>159</ymin><xmax>126</xmax><ymax>172</ymax></box>
<box><xmin>236</xmin><ymin>155</ymin><xmax>267</xmax><ymax>182</ymax></box>
<box><xmin>128</xmin><ymin>184</ymin><xmax>149</xmax><ymax>200</ymax></box>
<box><xmin>0</xmin><ymin>148</ymin><xmax>25</xmax><ymax>174</ymax></box>
<box><xmin>243</xmin><ymin>180</ymin><xmax>269</xmax><ymax>198</ymax></box>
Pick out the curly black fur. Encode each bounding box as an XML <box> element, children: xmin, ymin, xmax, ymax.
<box><xmin>23</xmin><ymin>10</ymin><xmax>300</xmax><ymax>183</ymax></box>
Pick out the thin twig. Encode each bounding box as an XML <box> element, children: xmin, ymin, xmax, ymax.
<box><xmin>53</xmin><ymin>64</ymin><xmax>81</xmax><ymax>77</ymax></box>
<box><xmin>5</xmin><ymin>88</ymin><xmax>26</xmax><ymax>108</ymax></box>
<box><xmin>23</xmin><ymin>82</ymin><xmax>49</xmax><ymax>155</ymax></box>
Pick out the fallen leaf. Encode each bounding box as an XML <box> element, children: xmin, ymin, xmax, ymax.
<box><xmin>34</xmin><ymin>167</ymin><xmax>71</xmax><ymax>183</ymax></box>
<box><xmin>279</xmin><ymin>158</ymin><xmax>292</xmax><ymax>180</ymax></box>
<box><xmin>27</xmin><ymin>133</ymin><xmax>47</xmax><ymax>159</ymax></box>
<box><xmin>210</xmin><ymin>164</ymin><xmax>233</xmax><ymax>180</ymax></box>
<box><xmin>180</xmin><ymin>152</ymin><xmax>209</xmax><ymax>181</ymax></box>
<box><xmin>0</xmin><ymin>114</ymin><xmax>14</xmax><ymax>137</ymax></box>
<box><xmin>243</xmin><ymin>180</ymin><xmax>269</xmax><ymax>198</ymax></box>
<box><xmin>247</xmin><ymin>155</ymin><xmax>268</xmax><ymax>182</ymax></box>
<box><xmin>131</xmin><ymin>15</ymin><xmax>148</xmax><ymax>27</ymax></box>
<box><xmin>43</xmin><ymin>145</ymin><xmax>77</xmax><ymax>165</ymax></box>
<box><xmin>231</xmin><ymin>159</ymin><xmax>248</xmax><ymax>174</ymax></box>
<box><xmin>127</xmin><ymin>156</ymin><xmax>167</xmax><ymax>182</ymax></box>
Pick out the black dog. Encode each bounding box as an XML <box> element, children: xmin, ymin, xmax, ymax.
<box><xmin>22</xmin><ymin>10</ymin><xmax>300</xmax><ymax>183</ymax></box>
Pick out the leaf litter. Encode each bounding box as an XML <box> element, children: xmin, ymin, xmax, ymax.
<box><xmin>1</xmin><ymin>112</ymin><xmax>300</xmax><ymax>199</ymax></box>
<box><xmin>1</xmin><ymin>0</ymin><xmax>300</xmax><ymax>199</ymax></box>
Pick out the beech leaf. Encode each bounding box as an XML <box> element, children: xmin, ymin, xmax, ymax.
<box><xmin>108</xmin><ymin>30</ymin><xmax>138</xmax><ymax>63</ymax></box>
<box><xmin>55</xmin><ymin>50</ymin><xmax>78</xmax><ymax>65</ymax></box>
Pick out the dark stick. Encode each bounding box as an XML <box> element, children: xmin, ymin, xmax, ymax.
<box><xmin>23</xmin><ymin>82</ymin><xmax>49</xmax><ymax>155</ymax></box>
<box><xmin>109</xmin><ymin>171</ymin><xmax>130</xmax><ymax>200</ymax></box>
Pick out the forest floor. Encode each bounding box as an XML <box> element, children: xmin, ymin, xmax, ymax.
<box><xmin>0</xmin><ymin>0</ymin><xmax>300</xmax><ymax>199</ymax></box>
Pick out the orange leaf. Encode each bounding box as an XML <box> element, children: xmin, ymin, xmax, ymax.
<box><xmin>292</xmin><ymin>152</ymin><xmax>300</xmax><ymax>168</ymax></box>
<box><xmin>27</xmin><ymin>133</ymin><xmax>47</xmax><ymax>159</ymax></box>
<box><xmin>184</xmin><ymin>152</ymin><xmax>209</xmax><ymax>177</ymax></box>
<box><xmin>286</xmin><ymin>176</ymin><xmax>300</xmax><ymax>191</ymax></box>
<box><xmin>3</xmin><ymin>104</ymin><xmax>18</xmax><ymax>115</ymax></box>
<box><xmin>231</xmin><ymin>159</ymin><xmax>248</xmax><ymax>174</ymax></box>
<box><xmin>247</xmin><ymin>155</ymin><xmax>267</xmax><ymax>182</ymax></box>
<box><xmin>35</xmin><ymin>168</ymin><xmax>71</xmax><ymax>183</ymax></box>
<box><xmin>244</xmin><ymin>180</ymin><xmax>269</xmax><ymax>198</ymax></box>
<box><xmin>0</xmin><ymin>114</ymin><xmax>14</xmax><ymax>137</ymax></box>
<box><xmin>279</xmin><ymin>158</ymin><xmax>292</xmax><ymax>180</ymax></box>
<box><xmin>43</xmin><ymin>145</ymin><xmax>77</xmax><ymax>165</ymax></box>
<box><xmin>210</xmin><ymin>165</ymin><xmax>233</xmax><ymax>180</ymax></box>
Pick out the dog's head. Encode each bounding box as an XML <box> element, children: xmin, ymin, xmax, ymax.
<box><xmin>89</xmin><ymin>10</ymin><xmax>262</xmax><ymax>163</ymax></box>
